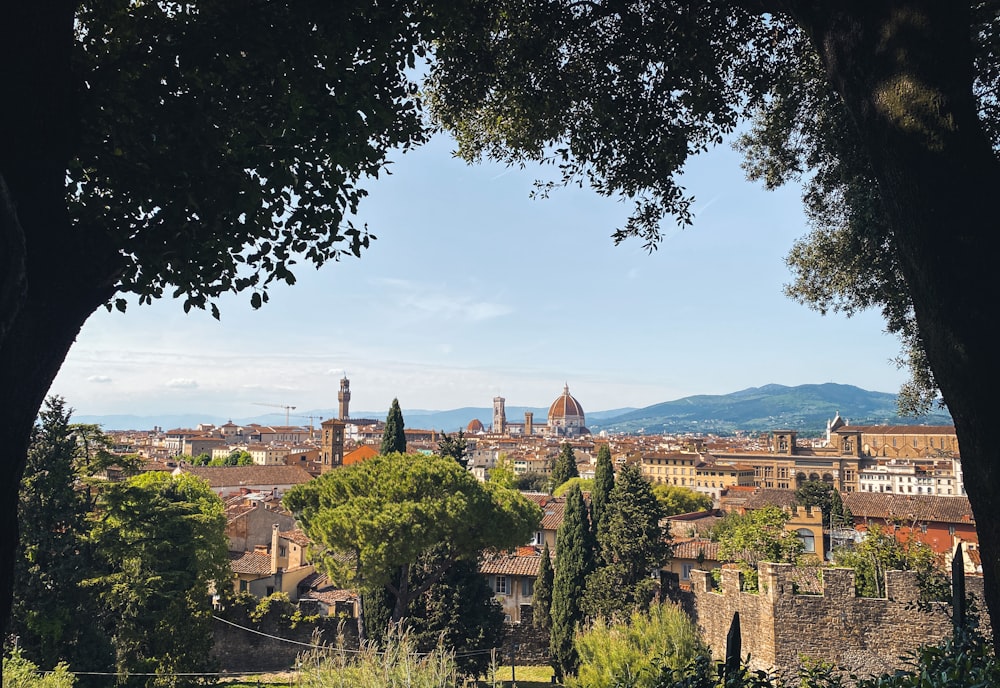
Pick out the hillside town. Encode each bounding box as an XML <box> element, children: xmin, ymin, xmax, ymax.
<box><xmin>60</xmin><ymin>377</ymin><xmax>983</xmax><ymax>681</ymax></box>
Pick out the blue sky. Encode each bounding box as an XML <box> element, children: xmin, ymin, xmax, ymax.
<box><xmin>51</xmin><ymin>133</ymin><xmax>908</xmax><ymax>418</ymax></box>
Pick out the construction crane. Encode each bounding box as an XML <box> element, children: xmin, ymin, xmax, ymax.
<box><xmin>290</xmin><ymin>414</ymin><xmax>324</xmax><ymax>435</ymax></box>
<box><xmin>253</xmin><ymin>402</ymin><xmax>297</xmax><ymax>425</ymax></box>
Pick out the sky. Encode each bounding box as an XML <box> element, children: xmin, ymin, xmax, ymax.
<box><xmin>50</xmin><ymin>132</ymin><xmax>909</xmax><ymax>420</ymax></box>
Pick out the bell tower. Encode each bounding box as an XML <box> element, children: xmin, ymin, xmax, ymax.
<box><xmin>492</xmin><ymin>396</ymin><xmax>506</xmax><ymax>435</ymax></box>
<box><xmin>338</xmin><ymin>375</ymin><xmax>351</xmax><ymax>420</ymax></box>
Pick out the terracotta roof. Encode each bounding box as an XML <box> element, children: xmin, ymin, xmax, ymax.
<box><xmin>177</xmin><ymin>464</ymin><xmax>314</xmax><ymax>487</ymax></box>
<box><xmin>343</xmin><ymin>445</ymin><xmax>378</xmax><ymax>466</ymax></box>
<box><xmin>225</xmin><ymin>503</ymin><xmax>256</xmax><ymax>522</ymax></box>
<box><xmin>279</xmin><ymin>529</ymin><xmax>312</xmax><ymax>547</ymax></box>
<box><xmin>670</xmin><ymin>538</ymin><xmax>720</xmax><ymax>562</ymax></box>
<box><xmin>297</xmin><ymin>572</ymin><xmax>358</xmax><ymax>604</ymax></box>
<box><xmin>666</xmin><ymin>510</ymin><xmax>725</xmax><ymax>537</ymax></box>
<box><xmin>839</xmin><ymin>425</ymin><xmax>956</xmax><ymax>435</ymax></box>
<box><xmin>843</xmin><ymin>493</ymin><xmax>974</xmax><ymax>524</ymax></box>
<box><xmin>467</xmin><ymin>419</ymin><xmax>485</xmax><ymax>433</ymax></box>
<box><xmin>480</xmin><ymin>549</ymin><xmax>549</xmax><ymax>577</ymax></box>
<box><xmin>230</xmin><ymin>550</ymin><xmax>272</xmax><ymax>576</ymax></box>
<box><xmin>742</xmin><ymin>488</ymin><xmax>801</xmax><ymax>510</ymax></box>
<box><xmin>523</xmin><ymin>493</ymin><xmax>566</xmax><ymax>530</ymax></box>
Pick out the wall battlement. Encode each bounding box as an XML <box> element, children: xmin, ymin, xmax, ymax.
<box><xmin>685</xmin><ymin>563</ymin><xmax>988</xmax><ymax>679</ymax></box>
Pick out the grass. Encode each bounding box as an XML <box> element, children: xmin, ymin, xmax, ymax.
<box><xmin>480</xmin><ymin>664</ymin><xmax>558</xmax><ymax>687</ymax></box>
<box><xmin>218</xmin><ymin>665</ymin><xmax>560</xmax><ymax>688</ymax></box>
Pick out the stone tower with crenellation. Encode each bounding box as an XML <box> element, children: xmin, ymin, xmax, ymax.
<box><xmin>338</xmin><ymin>375</ymin><xmax>351</xmax><ymax>420</ymax></box>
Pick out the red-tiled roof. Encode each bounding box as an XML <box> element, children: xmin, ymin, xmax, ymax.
<box><xmin>523</xmin><ymin>493</ymin><xmax>566</xmax><ymax>530</ymax></box>
<box><xmin>843</xmin><ymin>493</ymin><xmax>974</xmax><ymax>524</ymax></box>
<box><xmin>343</xmin><ymin>445</ymin><xmax>378</xmax><ymax>466</ymax></box>
<box><xmin>178</xmin><ymin>464</ymin><xmax>314</xmax><ymax>487</ymax></box>
<box><xmin>480</xmin><ymin>549</ymin><xmax>549</xmax><ymax>577</ymax></box>
<box><xmin>279</xmin><ymin>529</ymin><xmax>312</xmax><ymax>547</ymax></box>
<box><xmin>297</xmin><ymin>572</ymin><xmax>358</xmax><ymax>604</ymax></box>
<box><xmin>229</xmin><ymin>550</ymin><xmax>272</xmax><ymax>576</ymax></box>
<box><xmin>840</xmin><ymin>425</ymin><xmax>956</xmax><ymax>435</ymax></box>
<box><xmin>742</xmin><ymin>488</ymin><xmax>800</xmax><ymax>510</ymax></box>
<box><xmin>670</xmin><ymin>538</ymin><xmax>720</xmax><ymax>562</ymax></box>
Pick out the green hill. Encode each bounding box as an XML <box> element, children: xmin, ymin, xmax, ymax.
<box><xmin>589</xmin><ymin>383</ymin><xmax>952</xmax><ymax>436</ymax></box>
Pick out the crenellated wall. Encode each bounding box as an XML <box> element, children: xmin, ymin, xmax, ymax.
<box><xmin>686</xmin><ymin>564</ymin><xmax>989</xmax><ymax>678</ymax></box>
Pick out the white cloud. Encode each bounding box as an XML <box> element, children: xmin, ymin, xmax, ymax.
<box><xmin>374</xmin><ymin>278</ymin><xmax>512</xmax><ymax>322</ymax></box>
<box><xmin>87</xmin><ymin>375</ymin><xmax>112</xmax><ymax>384</ymax></box>
<box><xmin>166</xmin><ymin>378</ymin><xmax>199</xmax><ymax>389</ymax></box>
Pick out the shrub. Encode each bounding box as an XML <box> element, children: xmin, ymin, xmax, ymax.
<box><xmin>3</xmin><ymin>649</ymin><xmax>75</xmax><ymax>688</ymax></box>
<box><xmin>296</xmin><ymin>626</ymin><xmax>456</xmax><ymax>688</ymax></box>
<box><xmin>571</xmin><ymin>603</ymin><xmax>707</xmax><ymax>688</ymax></box>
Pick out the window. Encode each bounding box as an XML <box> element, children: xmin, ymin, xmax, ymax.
<box><xmin>532</xmin><ymin>531</ymin><xmax>544</xmax><ymax>546</ymax></box>
<box><xmin>796</xmin><ymin>529</ymin><xmax>816</xmax><ymax>553</ymax></box>
<box><xmin>266</xmin><ymin>585</ymin><xmax>275</xmax><ymax>596</ymax></box>
<box><xmin>278</xmin><ymin>545</ymin><xmax>287</xmax><ymax>557</ymax></box>
<box><xmin>948</xmin><ymin>525</ymin><xmax>956</xmax><ymax>536</ymax></box>
<box><xmin>494</xmin><ymin>575</ymin><xmax>510</xmax><ymax>595</ymax></box>
<box><xmin>522</xmin><ymin>578</ymin><xmax>535</xmax><ymax>597</ymax></box>
<box><xmin>681</xmin><ymin>563</ymin><xmax>694</xmax><ymax>580</ymax></box>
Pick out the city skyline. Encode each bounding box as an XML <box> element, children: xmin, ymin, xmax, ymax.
<box><xmin>50</xmin><ymin>132</ymin><xmax>909</xmax><ymax>418</ymax></box>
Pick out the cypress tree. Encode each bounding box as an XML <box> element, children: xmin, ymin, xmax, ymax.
<box><xmin>406</xmin><ymin>553</ymin><xmax>504</xmax><ymax>678</ymax></box>
<box><xmin>550</xmin><ymin>483</ymin><xmax>595</xmax><ymax>679</ymax></box>
<box><xmin>532</xmin><ymin>541</ymin><xmax>554</xmax><ymax>630</ymax></box>
<box><xmin>591</xmin><ymin>444</ymin><xmax>615</xmax><ymax>544</ymax></box>
<box><xmin>551</xmin><ymin>442</ymin><xmax>579</xmax><ymax>491</ymax></box>
<box><xmin>583</xmin><ymin>463</ymin><xmax>669</xmax><ymax>618</ymax></box>
<box><xmin>12</xmin><ymin>397</ymin><xmax>112</xmax><ymax>677</ymax></box>
<box><xmin>380</xmin><ymin>398</ymin><xmax>406</xmax><ymax>455</ymax></box>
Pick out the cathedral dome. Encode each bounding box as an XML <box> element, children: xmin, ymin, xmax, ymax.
<box><xmin>547</xmin><ymin>384</ymin><xmax>587</xmax><ymax>436</ymax></box>
<box><xmin>549</xmin><ymin>384</ymin><xmax>585</xmax><ymax>419</ymax></box>
<box><xmin>467</xmin><ymin>419</ymin><xmax>485</xmax><ymax>433</ymax></box>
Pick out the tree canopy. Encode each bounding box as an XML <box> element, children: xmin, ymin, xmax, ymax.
<box><xmin>1</xmin><ymin>0</ymin><xmax>435</xmax><ymax>623</ymax></box>
<box><xmin>10</xmin><ymin>398</ymin><xmax>111</xmax><ymax>676</ymax></box>
<box><xmin>283</xmin><ymin>452</ymin><xmax>541</xmax><ymax>623</ymax></box>
<box><xmin>85</xmin><ymin>471</ymin><xmax>230</xmax><ymax>686</ymax></box>
<box><xmin>711</xmin><ymin>506</ymin><xmax>804</xmax><ymax>573</ymax></box>
<box><xmin>437</xmin><ymin>430</ymin><xmax>468</xmax><ymax>468</ymax></box>
<box><xmin>651</xmin><ymin>484</ymin><xmax>714</xmax><ymax>517</ymax></box>
<box><xmin>425</xmin><ymin>2</ymin><xmax>1000</xmax><ymax>644</ymax></box>
<box><xmin>833</xmin><ymin>523</ymin><xmax>948</xmax><ymax>601</ymax></box>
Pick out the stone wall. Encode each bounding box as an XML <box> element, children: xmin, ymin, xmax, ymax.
<box><xmin>685</xmin><ymin>564</ymin><xmax>989</xmax><ymax>679</ymax></box>
<box><xmin>502</xmin><ymin>604</ymin><xmax>551</xmax><ymax>665</ymax></box>
<box><xmin>212</xmin><ymin>614</ymin><xmax>357</xmax><ymax>673</ymax></box>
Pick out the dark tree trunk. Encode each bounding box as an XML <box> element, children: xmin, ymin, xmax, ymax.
<box><xmin>795</xmin><ymin>0</ymin><xmax>1000</xmax><ymax>648</ymax></box>
<box><xmin>0</xmin><ymin>2</ymin><xmax>123</xmax><ymax>628</ymax></box>
<box><xmin>0</xmin><ymin>167</ymin><xmax>120</xmax><ymax>628</ymax></box>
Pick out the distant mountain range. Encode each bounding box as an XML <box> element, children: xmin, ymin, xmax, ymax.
<box><xmin>588</xmin><ymin>383</ymin><xmax>951</xmax><ymax>435</ymax></box>
<box><xmin>74</xmin><ymin>383</ymin><xmax>952</xmax><ymax>436</ymax></box>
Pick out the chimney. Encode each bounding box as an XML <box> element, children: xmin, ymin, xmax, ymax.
<box><xmin>271</xmin><ymin>523</ymin><xmax>281</xmax><ymax>574</ymax></box>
